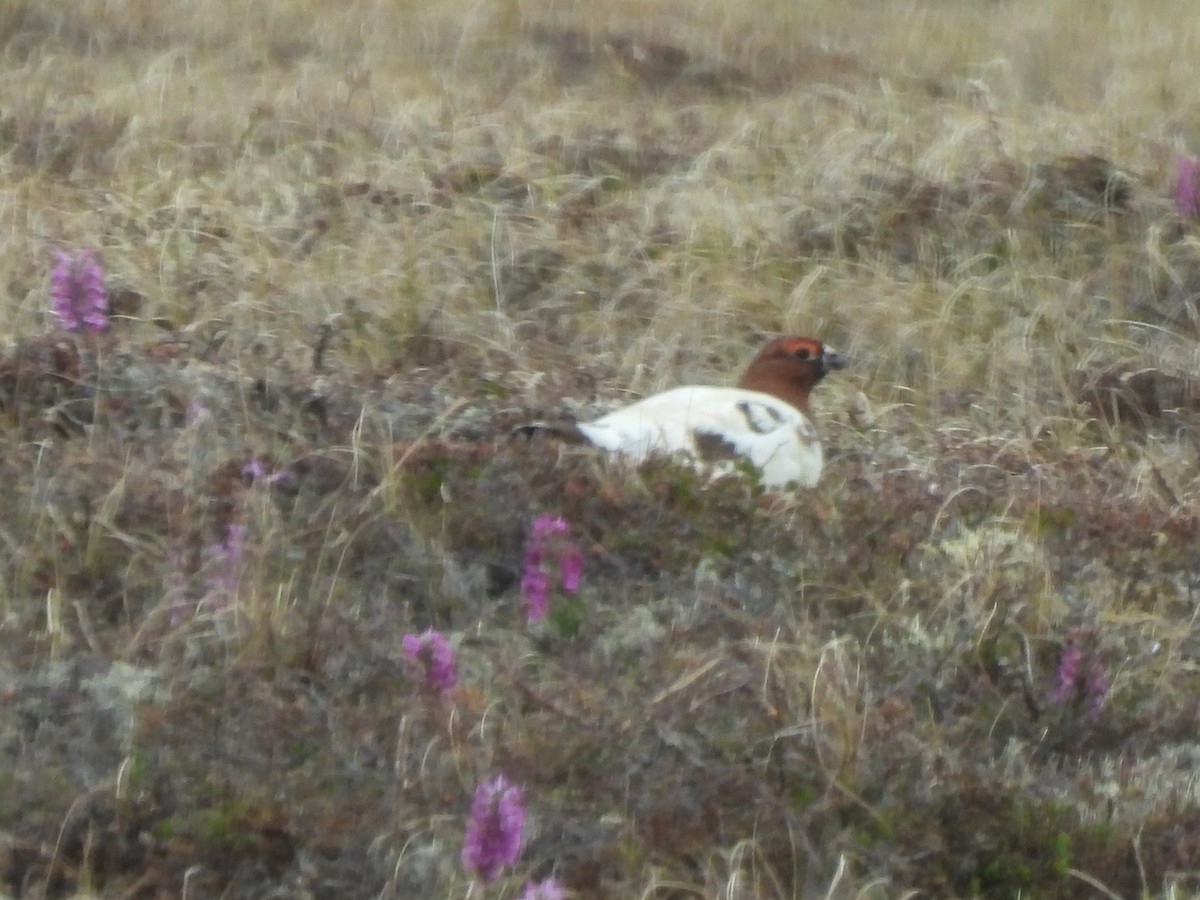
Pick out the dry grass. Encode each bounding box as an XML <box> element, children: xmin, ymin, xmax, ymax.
<box><xmin>3</xmin><ymin>0</ymin><xmax>1200</xmax><ymax>897</ymax></box>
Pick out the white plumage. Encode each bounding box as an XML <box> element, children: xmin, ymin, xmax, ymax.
<box><xmin>575</xmin><ymin>385</ymin><xmax>825</xmax><ymax>487</ymax></box>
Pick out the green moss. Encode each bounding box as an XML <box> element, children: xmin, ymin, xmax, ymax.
<box><xmin>193</xmin><ymin>803</ymin><xmax>261</xmax><ymax>853</ymax></box>
<box><xmin>1030</xmin><ymin>505</ymin><xmax>1077</xmax><ymax>538</ymax></box>
<box><xmin>549</xmin><ymin>590</ymin><xmax>586</xmax><ymax>638</ymax></box>
<box><xmin>1051</xmin><ymin>831</ymin><xmax>1071</xmax><ymax>876</ymax></box>
<box><xmin>399</xmin><ymin>463</ymin><xmax>449</xmax><ymax>508</ymax></box>
<box><xmin>882</xmin><ymin>774</ymin><xmax>1136</xmax><ymax>900</ymax></box>
<box><xmin>788</xmin><ymin>784</ymin><xmax>816</xmax><ymax>811</ymax></box>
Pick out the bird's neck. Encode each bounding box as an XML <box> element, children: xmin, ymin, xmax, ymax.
<box><xmin>737</xmin><ymin>364</ymin><xmax>815</xmax><ymax>412</ymax></box>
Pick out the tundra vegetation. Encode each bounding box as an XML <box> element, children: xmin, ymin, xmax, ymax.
<box><xmin>2</xmin><ymin>1</ymin><xmax>1200</xmax><ymax>897</ymax></box>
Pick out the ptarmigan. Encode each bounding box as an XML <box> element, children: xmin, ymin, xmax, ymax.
<box><xmin>517</xmin><ymin>336</ymin><xmax>846</xmax><ymax>487</ymax></box>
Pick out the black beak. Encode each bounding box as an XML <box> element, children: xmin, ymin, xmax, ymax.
<box><xmin>823</xmin><ymin>346</ymin><xmax>848</xmax><ymax>370</ymax></box>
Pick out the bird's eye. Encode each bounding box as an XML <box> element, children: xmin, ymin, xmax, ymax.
<box><xmin>792</xmin><ymin>347</ymin><xmax>811</xmax><ymax>360</ymax></box>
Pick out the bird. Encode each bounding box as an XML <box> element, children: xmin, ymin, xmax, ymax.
<box><xmin>515</xmin><ymin>336</ymin><xmax>847</xmax><ymax>487</ymax></box>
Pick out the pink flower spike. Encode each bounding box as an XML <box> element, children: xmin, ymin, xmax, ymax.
<box><xmin>242</xmin><ymin>457</ymin><xmax>268</xmax><ymax>480</ymax></box>
<box><xmin>186</xmin><ymin>400</ymin><xmax>210</xmax><ymax>427</ymax></box>
<box><xmin>401</xmin><ymin>629</ymin><xmax>457</xmax><ymax>694</ymax></box>
<box><xmin>461</xmin><ymin>774</ymin><xmax>524</xmax><ymax>883</ymax></box>
<box><xmin>521</xmin><ymin>565</ymin><xmax>550</xmax><ymax>620</ymax></box>
<box><xmin>531</xmin><ymin>514</ymin><xmax>569</xmax><ymax>540</ymax></box>
<box><xmin>1049</xmin><ymin>627</ymin><xmax>1108</xmax><ymax>714</ymax></box>
<box><xmin>199</xmin><ymin>522</ymin><xmax>246</xmax><ymax>613</ymax></box>
<box><xmin>49</xmin><ymin>248</ymin><xmax>108</xmax><ymax>332</ymax></box>
<box><xmin>1174</xmin><ymin>155</ymin><xmax>1200</xmax><ymax>219</ymax></box>
<box><xmin>1049</xmin><ymin>641</ymin><xmax>1083</xmax><ymax>703</ymax></box>
<box><xmin>520</xmin><ymin>513</ymin><xmax>584</xmax><ymax>620</ymax></box>
<box><xmin>560</xmin><ymin>547</ymin><xmax>583</xmax><ymax>593</ymax></box>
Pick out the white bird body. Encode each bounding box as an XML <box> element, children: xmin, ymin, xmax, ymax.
<box><xmin>517</xmin><ymin>336</ymin><xmax>846</xmax><ymax>489</ymax></box>
<box><xmin>575</xmin><ymin>385</ymin><xmax>824</xmax><ymax>487</ymax></box>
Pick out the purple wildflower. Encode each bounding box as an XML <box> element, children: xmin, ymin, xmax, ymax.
<box><xmin>521</xmin><ymin>514</ymin><xmax>583</xmax><ymax>621</ymax></box>
<box><xmin>50</xmin><ymin>248</ymin><xmax>108</xmax><ymax>332</ymax></box>
<box><xmin>1174</xmin><ymin>155</ymin><xmax>1200</xmax><ymax>219</ymax></box>
<box><xmin>531</xmin><ymin>514</ymin><xmax>570</xmax><ymax>542</ymax></box>
<box><xmin>242</xmin><ymin>457</ymin><xmax>268</xmax><ymax>480</ymax></box>
<box><xmin>1049</xmin><ymin>641</ymin><xmax>1083</xmax><ymax>703</ymax></box>
<box><xmin>462</xmin><ymin>774</ymin><xmax>524</xmax><ymax>883</ymax></box>
<box><xmin>521</xmin><ymin>565</ymin><xmax>551</xmax><ymax>620</ymax></box>
<box><xmin>200</xmin><ymin>522</ymin><xmax>245</xmax><ymax>612</ymax></box>
<box><xmin>1050</xmin><ymin>627</ymin><xmax>1108</xmax><ymax>712</ymax></box>
<box><xmin>559</xmin><ymin>545</ymin><xmax>583</xmax><ymax>592</ymax></box>
<box><xmin>401</xmin><ymin>628</ymin><xmax>457</xmax><ymax>694</ymax></box>
<box><xmin>242</xmin><ymin>456</ymin><xmax>291</xmax><ymax>487</ymax></box>
<box><xmin>186</xmin><ymin>400</ymin><xmax>210</xmax><ymax>427</ymax></box>
<box><xmin>522</xmin><ymin>877</ymin><xmax>566</xmax><ymax>900</ymax></box>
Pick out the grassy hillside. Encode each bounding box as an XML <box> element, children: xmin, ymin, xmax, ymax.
<box><xmin>2</xmin><ymin>1</ymin><xmax>1200</xmax><ymax>897</ymax></box>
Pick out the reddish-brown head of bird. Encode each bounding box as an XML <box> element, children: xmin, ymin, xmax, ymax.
<box><xmin>736</xmin><ymin>336</ymin><xmax>846</xmax><ymax>411</ymax></box>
